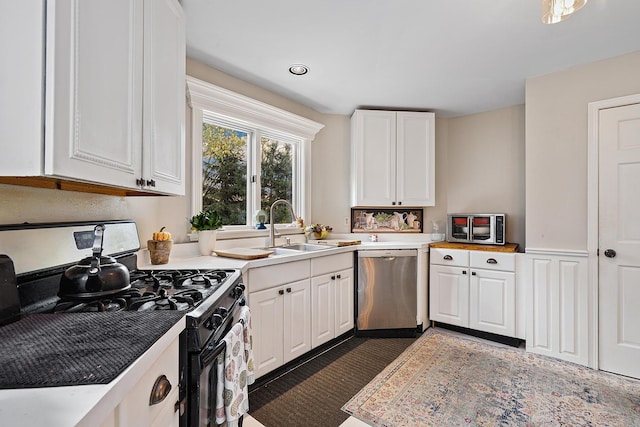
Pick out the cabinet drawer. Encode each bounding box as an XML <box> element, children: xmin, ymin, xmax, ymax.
<box><xmin>469</xmin><ymin>251</ymin><xmax>515</xmax><ymax>272</ymax></box>
<box><xmin>248</xmin><ymin>260</ymin><xmax>309</xmax><ymax>293</ymax></box>
<box><xmin>311</xmin><ymin>253</ymin><xmax>353</xmax><ymax>276</ymax></box>
<box><xmin>430</xmin><ymin>248</ymin><xmax>468</xmax><ymax>267</ymax></box>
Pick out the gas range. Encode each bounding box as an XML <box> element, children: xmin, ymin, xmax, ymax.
<box><xmin>51</xmin><ymin>268</ymin><xmax>238</xmax><ymax>313</ymax></box>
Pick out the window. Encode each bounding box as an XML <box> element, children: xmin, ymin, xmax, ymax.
<box><xmin>186</xmin><ymin>76</ymin><xmax>324</xmax><ymax>229</ymax></box>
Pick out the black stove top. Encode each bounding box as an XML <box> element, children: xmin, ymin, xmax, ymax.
<box><xmin>51</xmin><ymin>268</ymin><xmax>237</xmax><ymax>314</ymax></box>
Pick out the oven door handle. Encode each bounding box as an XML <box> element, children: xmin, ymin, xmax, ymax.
<box><xmin>201</xmin><ymin>339</ymin><xmax>226</xmax><ymax>367</ymax></box>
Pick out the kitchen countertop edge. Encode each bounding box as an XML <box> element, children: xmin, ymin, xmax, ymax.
<box><xmin>0</xmin><ymin>315</ymin><xmax>186</xmax><ymax>427</ymax></box>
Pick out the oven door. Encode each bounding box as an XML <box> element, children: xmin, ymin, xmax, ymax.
<box><xmin>188</xmin><ymin>337</ymin><xmax>226</xmax><ymax>427</ymax></box>
<box><xmin>186</xmin><ymin>304</ymin><xmax>246</xmax><ymax>427</ymax></box>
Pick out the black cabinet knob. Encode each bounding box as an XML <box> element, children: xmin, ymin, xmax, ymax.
<box><xmin>604</xmin><ymin>249</ymin><xmax>616</xmax><ymax>258</ymax></box>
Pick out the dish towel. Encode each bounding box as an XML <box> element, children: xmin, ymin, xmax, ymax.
<box><xmin>239</xmin><ymin>306</ymin><xmax>255</xmax><ymax>386</ymax></box>
<box><xmin>215</xmin><ymin>306</ymin><xmax>255</xmax><ymax>426</ymax></box>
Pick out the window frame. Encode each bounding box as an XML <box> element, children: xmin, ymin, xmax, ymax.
<box><xmin>186</xmin><ymin>76</ymin><xmax>324</xmax><ymax>231</ymax></box>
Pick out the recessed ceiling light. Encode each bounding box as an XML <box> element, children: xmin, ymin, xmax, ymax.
<box><xmin>289</xmin><ymin>64</ymin><xmax>309</xmax><ymax>76</ymax></box>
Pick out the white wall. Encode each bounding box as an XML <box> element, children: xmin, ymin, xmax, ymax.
<box><xmin>446</xmin><ymin>106</ymin><xmax>526</xmax><ymax>246</ymax></box>
<box><xmin>525</xmin><ymin>51</ymin><xmax>640</xmax><ymax>250</ymax></box>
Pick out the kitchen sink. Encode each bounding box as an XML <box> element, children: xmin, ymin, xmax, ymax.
<box><xmin>281</xmin><ymin>243</ymin><xmax>331</xmax><ymax>252</ymax></box>
<box><xmin>263</xmin><ymin>243</ymin><xmax>331</xmax><ymax>255</ymax></box>
<box><xmin>268</xmin><ymin>247</ymin><xmax>301</xmax><ymax>256</ymax></box>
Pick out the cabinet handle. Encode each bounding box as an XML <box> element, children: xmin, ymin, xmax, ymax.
<box><xmin>278</xmin><ymin>289</ymin><xmax>284</xmax><ymax>295</ymax></box>
<box><xmin>331</xmin><ymin>275</ymin><xmax>336</xmax><ymax>280</ymax></box>
<box><xmin>286</xmin><ymin>287</ymin><xmax>291</xmax><ymax>293</ymax></box>
<box><xmin>486</xmin><ymin>258</ymin><xmax>497</xmax><ymax>264</ymax></box>
<box><xmin>336</xmin><ymin>274</ymin><xmax>341</xmax><ymax>279</ymax></box>
<box><xmin>136</xmin><ymin>178</ymin><xmax>145</xmax><ymax>187</ymax></box>
<box><xmin>472</xmin><ymin>271</ymin><xmax>476</xmax><ymax>276</ymax></box>
<box><xmin>146</xmin><ymin>179</ymin><xmax>156</xmax><ymax>187</ymax></box>
<box><xmin>392</xmin><ymin>201</ymin><xmax>396</xmax><ymax>205</ymax></box>
<box><xmin>149</xmin><ymin>375</ymin><xmax>172</xmax><ymax>406</ymax></box>
<box><xmin>398</xmin><ymin>201</ymin><xmax>402</xmax><ymax>206</ymax></box>
<box><xmin>443</xmin><ymin>255</ymin><xmax>453</xmax><ymax>261</ymax></box>
<box><xmin>462</xmin><ymin>270</ymin><xmax>467</xmax><ymax>275</ymax></box>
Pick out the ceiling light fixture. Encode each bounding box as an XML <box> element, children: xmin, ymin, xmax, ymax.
<box><xmin>542</xmin><ymin>0</ymin><xmax>588</xmax><ymax>24</ymax></box>
<box><xmin>288</xmin><ymin>64</ymin><xmax>309</xmax><ymax>76</ymax></box>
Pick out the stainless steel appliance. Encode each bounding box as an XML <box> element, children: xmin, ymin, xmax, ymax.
<box><xmin>356</xmin><ymin>249</ymin><xmax>417</xmax><ymax>337</ymax></box>
<box><xmin>0</xmin><ymin>220</ymin><xmax>247</xmax><ymax>427</ymax></box>
<box><xmin>446</xmin><ymin>213</ymin><xmax>506</xmax><ymax>245</ymax></box>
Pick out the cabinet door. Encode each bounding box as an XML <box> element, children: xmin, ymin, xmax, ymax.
<box><xmin>0</xmin><ymin>1</ymin><xmax>45</xmax><ymax>176</ymax></box>
<box><xmin>334</xmin><ymin>268</ymin><xmax>354</xmax><ymax>336</ymax></box>
<box><xmin>351</xmin><ymin>110</ymin><xmax>396</xmax><ymax>206</ymax></box>
<box><xmin>283</xmin><ymin>279</ymin><xmax>311</xmax><ymax>364</ymax></box>
<box><xmin>429</xmin><ymin>264</ymin><xmax>469</xmax><ymax>327</ymax></box>
<box><xmin>250</xmin><ymin>287</ymin><xmax>284</xmax><ymax>378</ymax></box>
<box><xmin>470</xmin><ymin>269</ymin><xmax>515</xmax><ymax>337</ymax></box>
<box><xmin>45</xmin><ymin>0</ymin><xmax>143</xmax><ymax>188</ymax></box>
<box><xmin>311</xmin><ymin>274</ymin><xmax>335</xmax><ymax>348</ymax></box>
<box><xmin>396</xmin><ymin>112</ymin><xmax>435</xmax><ymax>206</ymax></box>
<box><xmin>142</xmin><ymin>0</ymin><xmax>185</xmax><ymax>195</ymax></box>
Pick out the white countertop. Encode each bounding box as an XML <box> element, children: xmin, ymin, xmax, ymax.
<box><xmin>0</xmin><ymin>316</ymin><xmax>185</xmax><ymax>427</ymax></box>
<box><xmin>137</xmin><ymin>238</ymin><xmax>434</xmax><ymax>272</ymax></box>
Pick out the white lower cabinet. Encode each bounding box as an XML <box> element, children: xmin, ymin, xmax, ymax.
<box><xmin>100</xmin><ymin>335</ymin><xmax>181</xmax><ymax>427</ymax></box>
<box><xmin>430</xmin><ymin>248</ymin><xmax>516</xmax><ymax>338</ymax></box>
<box><xmin>310</xmin><ymin>253</ymin><xmax>354</xmax><ymax>347</ymax></box>
<box><xmin>248</xmin><ymin>252</ymin><xmax>355</xmax><ymax>379</ymax></box>
<box><xmin>248</xmin><ymin>260</ymin><xmax>311</xmax><ymax>379</ymax></box>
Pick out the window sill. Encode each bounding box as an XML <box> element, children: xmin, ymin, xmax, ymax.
<box><xmin>190</xmin><ymin>226</ymin><xmax>304</xmax><ymax>241</ymax></box>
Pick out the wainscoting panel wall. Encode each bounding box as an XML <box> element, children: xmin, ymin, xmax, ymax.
<box><xmin>518</xmin><ymin>250</ymin><xmax>591</xmax><ymax>367</ymax></box>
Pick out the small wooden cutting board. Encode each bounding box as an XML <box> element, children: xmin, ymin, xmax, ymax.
<box><xmin>214</xmin><ymin>248</ymin><xmax>274</xmax><ymax>259</ymax></box>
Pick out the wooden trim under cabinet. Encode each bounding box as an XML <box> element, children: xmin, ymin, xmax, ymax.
<box><xmin>429</xmin><ymin>242</ymin><xmax>519</xmax><ymax>253</ymax></box>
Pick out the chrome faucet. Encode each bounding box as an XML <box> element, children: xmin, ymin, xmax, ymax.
<box><xmin>269</xmin><ymin>199</ymin><xmax>297</xmax><ymax>247</ymax></box>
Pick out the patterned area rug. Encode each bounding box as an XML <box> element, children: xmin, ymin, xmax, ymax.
<box><xmin>342</xmin><ymin>329</ymin><xmax>640</xmax><ymax>426</ymax></box>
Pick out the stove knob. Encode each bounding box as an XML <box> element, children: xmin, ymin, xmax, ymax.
<box><xmin>204</xmin><ymin>313</ymin><xmax>224</xmax><ymax>330</ymax></box>
<box><xmin>233</xmin><ymin>284</ymin><xmax>245</xmax><ymax>298</ymax></box>
<box><xmin>214</xmin><ymin>306</ymin><xmax>228</xmax><ymax>317</ymax></box>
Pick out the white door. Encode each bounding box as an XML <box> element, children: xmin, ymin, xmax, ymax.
<box><xmin>334</xmin><ymin>269</ymin><xmax>355</xmax><ymax>336</ymax></box>
<box><xmin>351</xmin><ymin>110</ymin><xmax>397</xmax><ymax>206</ymax></box>
<box><xmin>311</xmin><ymin>274</ymin><xmax>334</xmax><ymax>348</ymax></box>
<box><xmin>469</xmin><ymin>269</ymin><xmax>515</xmax><ymax>337</ymax></box>
<box><xmin>283</xmin><ymin>279</ymin><xmax>311</xmax><ymax>364</ymax></box>
<box><xmin>249</xmin><ymin>288</ymin><xmax>284</xmax><ymax>378</ymax></box>
<box><xmin>598</xmin><ymin>102</ymin><xmax>640</xmax><ymax>379</ymax></box>
<box><xmin>396</xmin><ymin>111</ymin><xmax>436</xmax><ymax>206</ymax></box>
<box><xmin>142</xmin><ymin>0</ymin><xmax>185</xmax><ymax>195</ymax></box>
<box><xmin>429</xmin><ymin>265</ymin><xmax>469</xmax><ymax>327</ymax></box>
<box><xmin>45</xmin><ymin>0</ymin><xmax>143</xmax><ymax>188</ymax></box>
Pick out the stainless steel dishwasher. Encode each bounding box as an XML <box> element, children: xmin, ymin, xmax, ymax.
<box><xmin>356</xmin><ymin>249</ymin><xmax>417</xmax><ymax>337</ymax></box>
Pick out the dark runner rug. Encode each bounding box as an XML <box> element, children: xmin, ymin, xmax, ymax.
<box><xmin>343</xmin><ymin>329</ymin><xmax>640</xmax><ymax>426</ymax></box>
<box><xmin>248</xmin><ymin>336</ymin><xmax>416</xmax><ymax>427</ymax></box>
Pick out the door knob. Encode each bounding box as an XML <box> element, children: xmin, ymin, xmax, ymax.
<box><xmin>604</xmin><ymin>249</ymin><xmax>616</xmax><ymax>258</ymax></box>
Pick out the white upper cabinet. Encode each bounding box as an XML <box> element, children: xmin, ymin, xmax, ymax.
<box><xmin>0</xmin><ymin>0</ymin><xmax>185</xmax><ymax>195</ymax></box>
<box><xmin>351</xmin><ymin>109</ymin><xmax>435</xmax><ymax>207</ymax></box>
<box><xmin>142</xmin><ymin>0</ymin><xmax>186</xmax><ymax>195</ymax></box>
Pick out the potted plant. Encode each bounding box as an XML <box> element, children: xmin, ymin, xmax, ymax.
<box><xmin>189</xmin><ymin>210</ymin><xmax>223</xmax><ymax>255</ymax></box>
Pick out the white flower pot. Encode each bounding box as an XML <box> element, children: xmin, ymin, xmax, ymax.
<box><xmin>197</xmin><ymin>230</ymin><xmax>217</xmax><ymax>256</ymax></box>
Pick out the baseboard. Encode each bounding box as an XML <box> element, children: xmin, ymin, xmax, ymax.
<box><xmin>433</xmin><ymin>322</ymin><xmax>524</xmax><ymax>348</ymax></box>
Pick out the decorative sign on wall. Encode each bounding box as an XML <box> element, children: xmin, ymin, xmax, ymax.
<box><xmin>351</xmin><ymin>208</ymin><xmax>423</xmax><ymax>233</ymax></box>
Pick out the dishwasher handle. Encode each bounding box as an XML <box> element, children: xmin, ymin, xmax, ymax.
<box><xmin>357</xmin><ymin>249</ymin><xmax>418</xmax><ymax>258</ymax></box>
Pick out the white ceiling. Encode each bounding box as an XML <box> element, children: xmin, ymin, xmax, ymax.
<box><xmin>182</xmin><ymin>0</ymin><xmax>640</xmax><ymax>118</ymax></box>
